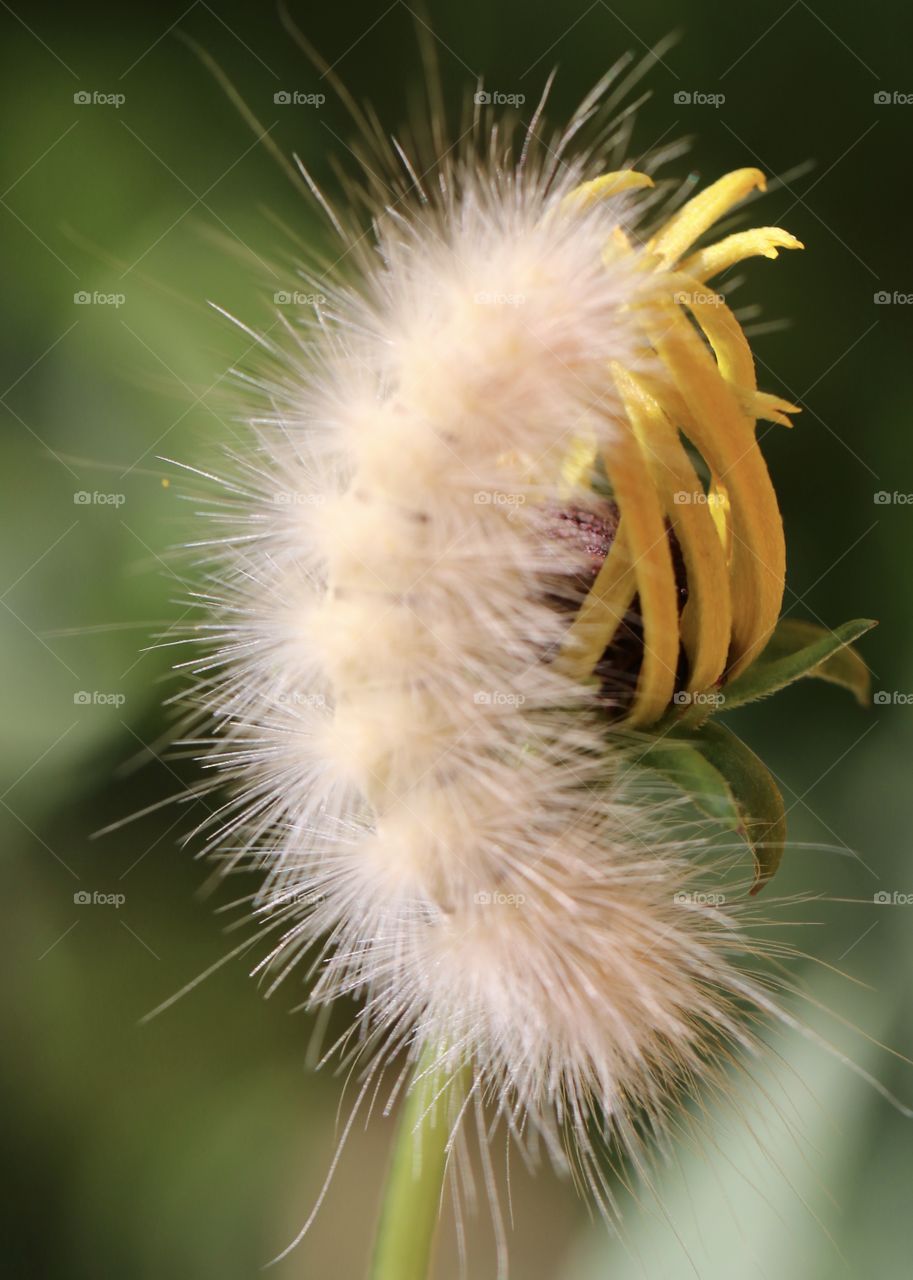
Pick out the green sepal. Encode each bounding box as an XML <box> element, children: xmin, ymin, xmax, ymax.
<box><xmin>693</xmin><ymin>720</ymin><xmax>787</xmax><ymax>893</ymax></box>
<box><xmin>638</xmin><ymin>737</ymin><xmax>742</xmax><ymax>828</ymax></box>
<box><xmin>722</xmin><ymin>617</ymin><xmax>876</xmax><ymax>710</ymax></box>
<box><xmin>640</xmin><ymin>722</ymin><xmax>786</xmax><ymax>893</ymax></box>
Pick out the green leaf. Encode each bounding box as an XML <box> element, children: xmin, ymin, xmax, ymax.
<box><xmin>722</xmin><ymin>617</ymin><xmax>876</xmax><ymax>710</ymax></box>
<box><xmin>639</xmin><ymin>738</ymin><xmax>742</xmax><ymax>827</ymax></box>
<box><xmin>693</xmin><ymin>721</ymin><xmax>787</xmax><ymax>893</ymax></box>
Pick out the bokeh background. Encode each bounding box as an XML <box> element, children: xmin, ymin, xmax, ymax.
<box><xmin>3</xmin><ymin>1</ymin><xmax>912</xmax><ymax>1276</ymax></box>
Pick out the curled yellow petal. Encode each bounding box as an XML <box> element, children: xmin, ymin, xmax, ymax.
<box><xmin>558</xmin><ymin>524</ymin><xmax>636</xmax><ymax>679</ymax></box>
<box><xmin>649</xmin><ymin>168</ymin><xmax>767</xmax><ymax>266</ymax></box>
<box><xmin>672</xmin><ymin>275</ymin><xmax>756</xmax><ymax>391</ymax></box>
<box><xmin>607</xmin><ymin>368</ymin><xmax>682</xmax><ymax>724</ymax></box>
<box><xmin>622</xmin><ymin>367</ymin><xmax>733</xmax><ymax>553</ymax></box>
<box><xmin>562</xmin><ymin>170</ymin><xmax>655</xmax><ymax>214</ymax></box>
<box><xmin>618</xmin><ymin>368</ymin><xmax>732</xmax><ymax>693</ymax></box>
<box><xmin>642</xmin><ymin>303</ymin><xmax>785</xmax><ymax>677</ymax></box>
<box><xmin>680</xmin><ymin>227</ymin><xmax>804</xmax><ymax>282</ymax></box>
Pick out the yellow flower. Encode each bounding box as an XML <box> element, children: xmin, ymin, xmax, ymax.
<box><xmin>558</xmin><ymin>168</ymin><xmax>804</xmax><ymax>727</ymax></box>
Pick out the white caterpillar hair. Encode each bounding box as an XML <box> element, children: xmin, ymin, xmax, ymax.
<box><xmin>171</xmin><ymin>55</ymin><xmax>820</xmax><ymax>1262</ymax></box>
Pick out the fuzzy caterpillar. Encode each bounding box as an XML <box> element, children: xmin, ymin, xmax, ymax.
<box><xmin>177</xmin><ymin>76</ymin><xmax>812</xmax><ymax>1248</ymax></box>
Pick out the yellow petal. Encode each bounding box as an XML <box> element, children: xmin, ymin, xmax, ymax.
<box><xmin>672</xmin><ymin>275</ymin><xmax>756</xmax><ymax>390</ymax></box>
<box><xmin>558</xmin><ymin>429</ymin><xmax>600</xmax><ymax>498</ymax></box>
<box><xmin>649</xmin><ymin>168</ymin><xmax>767</xmax><ymax>266</ymax></box>
<box><xmin>707</xmin><ymin>482</ymin><xmax>731</xmax><ymax>554</ymax></box>
<box><xmin>618</xmin><ymin>368</ymin><xmax>732</xmax><ymax>693</ymax></box>
<box><xmin>558</xmin><ymin>523</ymin><xmax>636</xmax><ymax>679</ymax></box>
<box><xmin>562</xmin><ymin>170</ymin><xmax>655</xmax><ymax>214</ymax></box>
<box><xmin>680</xmin><ymin>227</ymin><xmax>803</xmax><ymax>282</ymax></box>
<box><xmin>754</xmin><ymin>391</ymin><xmax>802</xmax><ymax>428</ymax></box>
<box><xmin>608</xmin><ymin>368</ymin><xmax>682</xmax><ymax>724</ymax></box>
<box><xmin>642</xmin><ymin>303</ymin><xmax>785</xmax><ymax>678</ymax></box>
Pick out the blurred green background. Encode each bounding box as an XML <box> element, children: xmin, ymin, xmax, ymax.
<box><xmin>2</xmin><ymin>1</ymin><xmax>912</xmax><ymax>1276</ymax></box>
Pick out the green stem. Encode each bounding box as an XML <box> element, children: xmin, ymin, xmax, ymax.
<box><xmin>370</xmin><ymin>1046</ymin><xmax>463</xmax><ymax>1280</ymax></box>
